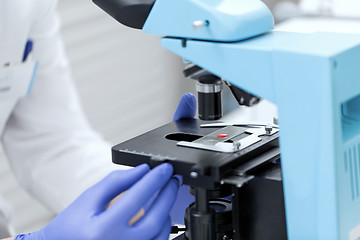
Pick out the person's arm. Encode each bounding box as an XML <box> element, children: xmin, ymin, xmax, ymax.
<box><xmin>1</xmin><ymin>0</ymin><xmax>128</xmax><ymax>213</ymax></box>
<box><xmin>1</xmin><ymin>237</ymin><xmax>13</xmax><ymax>240</ymax></box>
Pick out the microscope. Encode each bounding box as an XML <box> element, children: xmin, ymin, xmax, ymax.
<box><xmin>94</xmin><ymin>0</ymin><xmax>360</xmax><ymax>239</ymax></box>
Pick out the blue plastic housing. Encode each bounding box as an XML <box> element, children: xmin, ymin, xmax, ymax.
<box><xmin>161</xmin><ymin>31</ymin><xmax>360</xmax><ymax>240</ymax></box>
<box><xmin>143</xmin><ymin>0</ymin><xmax>274</xmax><ymax>42</ymax></box>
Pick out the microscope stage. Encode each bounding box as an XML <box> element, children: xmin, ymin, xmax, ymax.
<box><xmin>112</xmin><ymin>119</ymin><xmax>279</xmax><ymax>189</ymax></box>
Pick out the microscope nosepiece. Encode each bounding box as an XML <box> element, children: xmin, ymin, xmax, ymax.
<box><xmin>197</xmin><ymin>80</ymin><xmax>223</xmax><ymax>120</ymax></box>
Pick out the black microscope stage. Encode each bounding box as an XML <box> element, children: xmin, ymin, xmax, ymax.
<box><xmin>112</xmin><ymin>119</ymin><xmax>279</xmax><ymax>189</ymax></box>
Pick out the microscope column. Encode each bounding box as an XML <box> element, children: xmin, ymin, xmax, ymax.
<box><xmin>188</xmin><ymin>188</ymin><xmax>216</xmax><ymax>240</ymax></box>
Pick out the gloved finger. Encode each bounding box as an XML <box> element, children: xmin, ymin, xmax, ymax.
<box><xmin>133</xmin><ymin>178</ymin><xmax>179</xmax><ymax>238</ymax></box>
<box><xmin>173</xmin><ymin>93</ymin><xmax>197</xmax><ymax>121</ymax></box>
<box><xmin>79</xmin><ymin>164</ymin><xmax>150</xmax><ymax>213</ymax></box>
<box><xmin>104</xmin><ymin>163</ymin><xmax>174</xmax><ymax>224</ymax></box>
<box><xmin>152</xmin><ymin>216</ymin><xmax>171</xmax><ymax>240</ymax></box>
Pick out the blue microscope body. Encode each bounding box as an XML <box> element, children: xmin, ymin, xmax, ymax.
<box><xmin>95</xmin><ymin>0</ymin><xmax>360</xmax><ymax>239</ymax></box>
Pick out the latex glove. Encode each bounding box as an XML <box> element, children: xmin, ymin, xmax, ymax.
<box><xmin>173</xmin><ymin>93</ymin><xmax>197</xmax><ymax>121</ymax></box>
<box><xmin>15</xmin><ymin>163</ymin><xmax>179</xmax><ymax>240</ymax></box>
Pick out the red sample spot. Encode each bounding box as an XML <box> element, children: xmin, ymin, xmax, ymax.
<box><xmin>217</xmin><ymin>134</ymin><xmax>228</xmax><ymax>138</ymax></box>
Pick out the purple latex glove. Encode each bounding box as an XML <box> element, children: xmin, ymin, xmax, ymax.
<box><xmin>15</xmin><ymin>163</ymin><xmax>178</xmax><ymax>240</ymax></box>
<box><xmin>173</xmin><ymin>93</ymin><xmax>197</xmax><ymax>121</ymax></box>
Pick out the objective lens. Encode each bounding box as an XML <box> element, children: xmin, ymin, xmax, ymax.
<box><xmin>196</xmin><ymin>79</ymin><xmax>223</xmax><ymax>120</ymax></box>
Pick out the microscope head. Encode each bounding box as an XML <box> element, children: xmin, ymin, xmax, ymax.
<box><xmin>93</xmin><ymin>0</ymin><xmax>274</xmax><ymax>42</ymax></box>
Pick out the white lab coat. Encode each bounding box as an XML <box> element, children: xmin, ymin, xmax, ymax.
<box><xmin>0</xmin><ymin>0</ymin><xmax>129</xmax><ymax>235</ymax></box>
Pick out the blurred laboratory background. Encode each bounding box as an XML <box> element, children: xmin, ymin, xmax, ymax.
<box><xmin>0</xmin><ymin>0</ymin><xmax>360</xmax><ymax>236</ymax></box>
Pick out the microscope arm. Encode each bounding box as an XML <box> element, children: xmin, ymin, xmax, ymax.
<box><xmin>162</xmin><ymin>27</ymin><xmax>360</xmax><ymax>239</ymax></box>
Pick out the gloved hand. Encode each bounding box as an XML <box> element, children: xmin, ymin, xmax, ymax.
<box><xmin>15</xmin><ymin>163</ymin><xmax>179</xmax><ymax>240</ymax></box>
<box><xmin>173</xmin><ymin>93</ymin><xmax>197</xmax><ymax>121</ymax></box>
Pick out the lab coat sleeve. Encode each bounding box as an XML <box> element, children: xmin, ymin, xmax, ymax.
<box><xmin>1</xmin><ymin>0</ymin><xmax>129</xmax><ymax>213</ymax></box>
